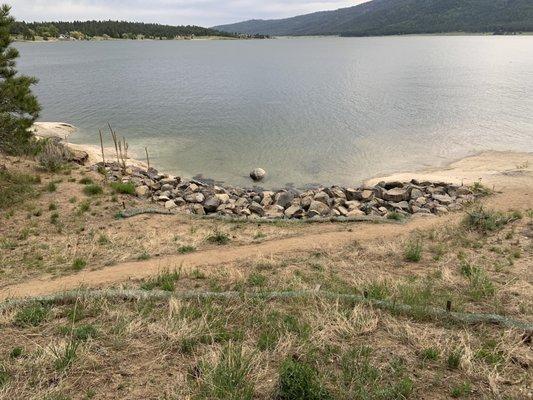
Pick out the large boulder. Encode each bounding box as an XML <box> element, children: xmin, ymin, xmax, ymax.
<box><xmin>314</xmin><ymin>191</ymin><xmax>331</xmax><ymax>205</ymax></box>
<box><xmin>432</xmin><ymin>193</ymin><xmax>454</xmax><ymax>205</ymax></box>
<box><xmin>184</xmin><ymin>192</ymin><xmax>205</xmax><ymax>203</ymax></box>
<box><xmin>275</xmin><ymin>191</ymin><xmax>295</xmax><ymax>209</ymax></box>
<box><xmin>308</xmin><ymin>200</ymin><xmax>330</xmax><ymax>216</ymax></box>
<box><xmin>203</xmin><ymin>196</ymin><xmax>221</xmax><ymax>213</ymax></box>
<box><xmin>383</xmin><ymin>188</ymin><xmax>410</xmax><ymax>202</ymax></box>
<box><xmin>285</xmin><ymin>205</ymin><xmax>304</xmax><ymax>219</ymax></box>
<box><xmin>250</xmin><ymin>168</ymin><xmax>266</xmax><ymax>181</ymax></box>
<box><xmin>248</xmin><ymin>202</ymin><xmax>265</xmax><ymax>216</ymax></box>
<box><xmin>135</xmin><ymin>185</ymin><xmax>150</xmax><ymax>197</ymax></box>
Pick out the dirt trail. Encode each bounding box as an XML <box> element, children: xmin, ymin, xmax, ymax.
<box><xmin>1</xmin><ymin>151</ymin><xmax>531</xmax><ymax>301</ymax></box>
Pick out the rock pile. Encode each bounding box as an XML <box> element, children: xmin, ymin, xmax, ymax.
<box><xmin>102</xmin><ymin>163</ymin><xmax>477</xmax><ymax>220</ymax></box>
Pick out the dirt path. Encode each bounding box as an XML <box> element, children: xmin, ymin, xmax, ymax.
<box><xmin>1</xmin><ymin>151</ymin><xmax>531</xmax><ymax>301</ymax></box>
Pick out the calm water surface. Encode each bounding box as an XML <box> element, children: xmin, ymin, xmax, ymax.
<box><xmin>16</xmin><ymin>37</ymin><xmax>533</xmax><ymax>187</ymax></box>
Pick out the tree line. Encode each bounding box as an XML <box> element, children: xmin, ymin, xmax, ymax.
<box><xmin>10</xmin><ymin>20</ymin><xmax>236</xmax><ymax>40</ymax></box>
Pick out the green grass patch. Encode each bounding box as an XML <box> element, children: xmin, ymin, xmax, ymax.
<box><xmin>83</xmin><ymin>184</ymin><xmax>103</xmax><ymax>196</ymax></box>
<box><xmin>141</xmin><ymin>269</ymin><xmax>181</xmax><ymax>291</ymax></box>
<box><xmin>404</xmin><ymin>239</ymin><xmax>422</xmax><ymax>262</ymax></box>
<box><xmin>0</xmin><ymin>169</ymin><xmax>39</xmax><ymax>209</ymax></box>
<box><xmin>78</xmin><ymin>177</ymin><xmax>93</xmax><ymax>185</ymax></box>
<box><xmin>178</xmin><ymin>245</ymin><xmax>196</xmax><ymax>254</ymax></box>
<box><xmin>72</xmin><ymin>258</ymin><xmax>87</xmax><ymax>271</ymax></box>
<box><xmin>277</xmin><ymin>357</ymin><xmax>333</xmax><ymax>400</ymax></box>
<box><xmin>206</xmin><ymin>231</ymin><xmax>231</xmax><ymax>245</ymax></box>
<box><xmin>464</xmin><ymin>208</ymin><xmax>518</xmax><ymax>233</ymax></box>
<box><xmin>14</xmin><ymin>304</ymin><xmax>49</xmax><ymax>327</ymax></box>
<box><xmin>110</xmin><ymin>181</ymin><xmax>135</xmax><ymax>195</ymax></box>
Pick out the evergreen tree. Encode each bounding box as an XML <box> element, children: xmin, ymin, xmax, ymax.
<box><xmin>0</xmin><ymin>4</ymin><xmax>40</xmax><ymax>154</ymax></box>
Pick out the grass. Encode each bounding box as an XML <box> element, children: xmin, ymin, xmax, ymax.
<box><xmin>277</xmin><ymin>357</ymin><xmax>332</xmax><ymax>400</ymax></box>
<box><xmin>83</xmin><ymin>184</ymin><xmax>103</xmax><ymax>196</ymax></box>
<box><xmin>53</xmin><ymin>338</ymin><xmax>80</xmax><ymax>371</ymax></box>
<box><xmin>197</xmin><ymin>343</ymin><xmax>254</xmax><ymax>400</ymax></box>
<box><xmin>387</xmin><ymin>211</ymin><xmax>404</xmax><ymax>221</ymax></box>
<box><xmin>14</xmin><ymin>304</ymin><xmax>49</xmax><ymax>327</ymax></box>
<box><xmin>72</xmin><ymin>258</ymin><xmax>87</xmax><ymax>271</ymax></box>
<box><xmin>110</xmin><ymin>182</ymin><xmax>135</xmax><ymax>195</ymax></box>
<box><xmin>46</xmin><ymin>181</ymin><xmax>57</xmax><ymax>192</ymax></box>
<box><xmin>137</xmin><ymin>252</ymin><xmax>151</xmax><ymax>261</ymax></box>
<box><xmin>404</xmin><ymin>239</ymin><xmax>422</xmax><ymax>262</ymax></box>
<box><xmin>451</xmin><ymin>382</ymin><xmax>472</xmax><ymax>398</ymax></box>
<box><xmin>0</xmin><ymin>169</ymin><xmax>39</xmax><ymax>209</ymax></box>
<box><xmin>447</xmin><ymin>350</ymin><xmax>462</xmax><ymax>369</ymax></box>
<box><xmin>78</xmin><ymin>177</ymin><xmax>93</xmax><ymax>185</ymax></box>
<box><xmin>420</xmin><ymin>347</ymin><xmax>439</xmax><ymax>361</ymax></box>
<box><xmin>78</xmin><ymin>200</ymin><xmax>91</xmax><ymax>214</ymax></box>
<box><xmin>464</xmin><ymin>208</ymin><xmax>518</xmax><ymax>233</ymax></box>
<box><xmin>141</xmin><ymin>269</ymin><xmax>181</xmax><ymax>291</ymax></box>
<box><xmin>178</xmin><ymin>245</ymin><xmax>196</xmax><ymax>254</ymax></box>
<box><xmin>206</xmin><ymin>231</ymin><xmax>231</xmax><ymax>245</ymax></box>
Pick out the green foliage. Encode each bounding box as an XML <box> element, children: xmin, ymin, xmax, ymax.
<box><xmin>53</xmin><ymin>338</ymin><xmax>79</xmax><ymax>371</ymax></box>
<box><xmin>72</xmin><ymin>258</ymin><xmax>87</xmax><ymax>271</ymax></box>
<box><xmin>78</xmin><ymin>177</ymin><xmax>93</xmax><ymax>185</ymax></box>
<box><xmin>387</xmin><ymin>211</ymin><xmax>404</xmax><ymax>221</ymax></box>
<box><xmin>178</xmin><ymin>245</ymin><xmax>196</xmax><ymax>254</ymax></box>
<box><xmin>277</xmin><ymin>357</ymin><xmax>332</xmax><ymax>400</ymax></box>
<box><xmin>464</xmin><ymin>208</ymin><xmax>518</xmax><ymax>233</ymax></box>
<box><xmin>46</xmin><ymin>181</ymin><xmax>57</xmax><ymax>192</ymax></box>
<box><xmin>37</xmin><ymin>141</ymin><xmax>70</xmax><ymax>172</ymax></box>
<box><xmin>404</xmin><ymin>239</ymin><xmax>422</xmax><ymax>262</ymax></box>
<box><xmin>196</xmin><ymin>343</ymin><xmax>254</xmax><ymax>400</ymax></box>
<box><xmin>110</xmin><ymin>181</ymin><xmax>135</xmax><ymax>195</ymax></box>
<box><xmin>420</xmin><ymin>347</ymin><xmax>439</xmax><ymax>361</ymax></box>
<box><xmin>450</xmin><ymin>382</ymin><xmax>472</xmax><ymax>398</ymax></box>
<box><xmin>83</xmin><ymin>184</ymin><xmax>103</xmax><ymax>196</ymax></box>
<box><xmin>0</xmin><ymin>5</ymin><xmax>41</xmax><ymax>155</ymax></box>
<box><xmin>9</xmin><ymin>347</ymin><xmax>23</xmax><ymax>358</ymax></box>
<box><xmin>206</xmin><ymin>231</ymin><xmax>231</xmax><ymax>245</ymax></box>
<box><xmin>141</xmin><ymin>269</ymin><xmax>181</xmax><ymax>291</ymax></box>
<box><xmin>447</xmin><ymin>350</ymin><xmax>462</xmax><ymax>369</ymax></box>
<box><xmin>0</xmin><ymin>364</ymin><xmax>8</xmax><ymax>387</ymax></box>
<box><xmin>14</xmin><ymin>304</ymin><xmax>48</xmax><ymax>327</ymax></box>
<box><xmin>0</xmin><ymin>169</ymin><xmax>39</xmax><ymax>209</ymax></box>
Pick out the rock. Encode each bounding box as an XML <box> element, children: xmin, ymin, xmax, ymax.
<box><xmin>275</xmin><ymin>191</ymin><xmax>294</xmax><ymax>209</ymax></box>
<box><xmin>192</xmin><ymin>204</ymin><xmax>205</xmax><ymax>215</ymax></box>
<box><xmin>345</xmin><ymin>188</ymin><xmax>359</xmax><ymax>201</ymax></box>
<box><xmin>435</xmin><ymin>206</ymin><xmax>449</xmax><ymax>215</ymax></box>
<box><xmin>390</xmin><ymin>201</ymin><xmax>410</xmax><ymax>210</ymax></box>
<box><xmin>235</xmin><ymin>197</ymin><xmax>249</xmax><ymax>208</ymax></box>
<box><xmin>314</xmin><ymin>191</ymin><xmax>331</xmax><ymax>205</ymax></box>
<box><xmin>250</xmin><ymin>168</ymin><xmax>266</xmax><ymax>181</ymax></box>
<box><xmin>378</xmin><ymin>206</ymin><xmax>388</xmax><ymax>216</ymax></box>
<box><xmin>261</xmin><ymin>193</ymin><xmax>273</xmax><ymax>207</ymax></box>
<box><xmin>384</xmin><ymin>181</ymin><xmax>404</xmax><ymax>189</ymax></box>
<box><xmin>184</xmin><ymin>192</ymin><xmax>205</xmax><ymax>203</ymax></box>
<box><xmin>215</xmin><ymin>193</ymin><xmax>230</xmax><ymax>203</ymax></box>
<box><xmin>432</xmin><ymin>194</ymin><xmax>453</xmax><ymax>205</ymax></box>
<box><xmin>203</xmin><ymin>196</ymin><xmax>221</xmax><ymax>213</ymax></box>
<box><xmin>175</xmin><ymin>197</ymin><xmax>186</xmax><ymax>206</ymax></box>
<box><xmin>344</xmin><ymin>200</ymin><xmax>361</xmax><ymax>211</ymax></box>
<box><xmin>188</xmin><ymin>183</ymin><xmax>199</xmax><ymax>192</ymax></box>
<box><xmin>336</xmin><ymin>206</ymin><xmax>349</xmax><ymax>216</ymax></box>
<box><xmin>383</xmin><ymin>188</ymin><xmax>409</xmax><ymax>202</ymax></box>
<box><xmin>164</xmin><ymin>200</ymin><xmax>177</xmax><ymax>210</ymax></box>
<box><xmin>456</xmin><ymin>186</ymin><xmax>473</xmax><ymax>196</ymax></box>
<box><xmin>360</xmin><ymin>190</ymin><xmax>374</xmax><ymax>202</ymax></box>
<box><xmin>158</xmin><ymin>195</ymin><xmax>171</xmax><ymax>202</ymax></box>
<box><xmin>285</xmin><ymin>205</ymin><xmax>304</xmax><ymax>219</ymax></box>
<box><xmin>325</xmin><ymin>187</ymin><xmax>346</xmax><ymax>199</ymax></box>
<box><xmin>346</xmin><ymin>209</ymin><xmax>365</xmax><ymax>217</ymax></box>
<box><xmin>410</xmin><ymin>188</ymin><xmax>424</xmax><ymax>200</ymax></box>
<box><xmin>160</xmin><ymin>177</ymin><xmax>177</xmax><ymax>186</ymax></box>
<box><xmin>248</xmin><ymin>202</ymin><xmax>265</xmax><ymax>216</ymax></box>
<box><xmin>68</xmin><ymin>149</ymin><xmax>89</xmax><ymax>164</ymax></box>
<box><xmin>161</xmin><ymin>183</ymin><xmax>174</xmax><ymax>192</ymax></box>
<box><xmin>265</xmin><ymin>205</ymin><xmax>284</xmax><ymax>218</ymax></box>
<box><xmin>146</xmin><ymin>167</ymin><xmax>161</xmax><ymax>181</ymax></box>
<box><xmin>135</xmin><ymin>185</ymin><xmax>150</xmax><ymax>197</ymax></box>
<box><xmin>300</xmin><ymin>196</ymin><xmax>313</xmax><ymax>210</ymax></box>
<box><xmin>308</xmin><ymin>200</ymin><xmax>330</xmax><ymax>216</ymax></box>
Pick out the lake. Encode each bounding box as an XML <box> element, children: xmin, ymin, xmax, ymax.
<box><xmin>16</xmin><ymin>36</ymin><xmax>533</xmax><ymax>188</ymax></box>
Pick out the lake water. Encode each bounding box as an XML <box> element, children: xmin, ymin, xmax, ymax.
<box><xmin>16</xmin><ymin>36</ymin><xmax>533</xmax><ymax>188</ymax></box>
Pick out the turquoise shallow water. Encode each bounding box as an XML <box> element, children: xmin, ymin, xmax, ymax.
<box><xmin>16</xmin><ymin>36</ymin><xmax>533</xmax><ymax>188</ymax></box>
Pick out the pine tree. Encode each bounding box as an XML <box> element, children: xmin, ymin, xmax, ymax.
<box><xmin>0</xmin><ymin>4</ymin><xmax>40</xmax><ymax>154</ymax></box>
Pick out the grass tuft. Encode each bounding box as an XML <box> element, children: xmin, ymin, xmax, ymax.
<box><xmin>110</xmin><ymin>181</ymin><xmax>135</xmax><ymax>195</ymax></box>
<box><xmin>83</xmin><ymin>184</ymin><xmax>103</xmax><ymax>196</ymax></box>
<box><xmin>206</xmin><ymin>231</ymin><xmax>231</xmax><ymax>245</ymax></box>
<box><xmin>277</xmin><ymin>357</ymin><xmax>332</xmax><ymax>400</ymax></box>
<box><xmin>14</xmin><ymin>304</ymin><xmax>49</xmax><ymax>327</ymax></box>
<box><xmin>404</xmin><ymin>239</ymin><xmax>422</xmax><ymax>262</ymax></box>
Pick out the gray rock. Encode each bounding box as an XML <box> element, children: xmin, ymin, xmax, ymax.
<box><xmin>383</xmin><ymin>188</ymin><xmax>409</xmax><ymax>202</ymax></box>
<box><xmin>250</xmin><ymin>168</ymin><xmax>266</xmax><ymax>181</ymax></box>
<box><xmin>432</xmin><ymin>194</ymin><xmax>453</xmax><ymax>205</ymax></box>
<box><xmin>265</xmin><ymin>205</ymin><xmax>285</xmax><ymax>218</ymax></box>
<box><xmin>384</xmin><ymin>181</ymin><xmax>404</xmax><ymax>189</ymax></box>
<box><xmin>390</xmin><ymin>201</ymin><xmax>410</xmax><ymax>210</ymax></box>
<box><xmin>410</xmin><ymin>188</ymin><xmax>424</xmax><ymax>200</ymax></box>
<box><xmin>346</xmin><ymin>209</ymin><xmax>365</xmax><ymax>217</ymax></box>
<box><xmin>285</xmin><ymin>205</ymin><xmax>304</xmax><ymax>219</ymax></box>
<box><xmin>300</xmin><ymin>196</ymin><xmax>313</xmax><ymax>210</ymax></box>
<box><xmin>135</xmin><ymin>185</ymin><xmax>150</xmax><ymax>197</ymax></box>
<box><xmin>164</xmin><ymin>200</ymin><xmax>177</xmax><ymax>210</ymax></box>
<box><xmin>192</xmin><ymin>204</ymin><xmax>205</xmax><ymax>215</ymax></box>
<box><xmin>314</xmin><ymin>191</ymin><xmax>331</xmax><ymax>205</ymax></box>
<box><xmin>248</xmin><ymin>202</ymin><xmax>265</xmax><ymax>216</ymax></box>
<box><xmin>184</xmin><ymin>192</ymin><xmax>205</xmax><ymax>203</ymax></box>
<box><xmin>175</xmin><ymin>197</ymin><xmax>186</xmax><ymax>206</ymax></box>
<box><xmin>325</xmin><ymin>187</ymin><xmax>346</xmax><ymax>199</ymax></box>
<box><xmin>344</xmin><ymin>200</ymin><xmax>361</xmax><ymax>211</ymax></box>
<box><xmin>275</xmin><ymin>191</ymin><xmax>295</xmax><ymax>209</ymax></box>
<box><xmin>161</xmin><ymin>183</ymin><xmax>174</xmax><ymax>192</ymax></box>
<box><xmin>203</xmin><ymin>196</ymin><xmax>221</xmax><ymax>213</ymax></box>
<box><xmin>215</xmin><ymin>193</ymin><xmax>230</xmax><ymax>203</ymax></box>
<box><xmin>309</xmin><ymin>200</ymin><xmax>330</xmax><ymax>216</ymax></box>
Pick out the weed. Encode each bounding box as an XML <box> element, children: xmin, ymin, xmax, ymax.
<box><xmin>253</xmin><ymin>232</ymin><xmax>267</xmax><ymax>240</ymax></box>
<box><xmin>404</xmin><ymin>239</ymin><xmax>422</xmax><ymax>262</ymax></box>
<box><xmin>248</xmin><ymin>273</ymin><xmax>267</xmax><ymax>287</ymax></box>
<box><xmin>97</xmin><ymin>234</ymin><xmax>110</xmax><ymax>245</ymax></box>
<box><xmin>53</xmin><ymin>339</ymin><xmax>79</xmax><ymax>371</ymax></box>
<box><xmin>469</xmin><ymin>181</ymin><xmax>492</xmax><ymax>196</ymax></box>
<box><xmin>450</xmin><ymin>382</ymin><xmax>472</xmax><ymax>398</ymax></box>
<box><xmin>60</xmin><ymin>325</ymin><xmax>97</xmax><ymax>341</ymax></box>
<box><xmin>387</xmin><ymin>211</ymin><xmax>404</xmax><ymax>221</ymax></box>
<box><xmin>72</xmin><ymin>258</ymin><xmax>87</xmax><ymax>271</ymax></box>
<box><xmin>46</xmin><ymin>181</ymin><xmax>57</xmax><ymax>192</ymax></box>
<box><xmin>420</xmin><ymin>347</ymin><xmax>439</xmax><ymax>361</ymax></box>
<box><xmin>14</xmin><ymin>304</ymin><xmax>48</xmax><ymax>327</ymax></box>
<box><xmin>79</xmin><ymin>177</ymin><xmax>93</xmax><ymax>185</ymax></box>
<box><xmin>69</xmin><ymin>196</ymin><xmax>77</xmax><ymax>203</ymax></box>
<box><xmin>0</xmin><ymin>169</ymin><xmax>39</xmax><ymax>209</ymax></box>
<box><xmin>48</xmin><ymin>202</ymin><xmax>57</xmax><ymax>211</ymax></box>
<box><xmin>447</xmin><ymin>350</ymin><xmax>462</xmax><ymax>369</ymax></box>
<box><xmin>464</xmin><ymin>208</ymin><xmax>517</xmax><ymax>233</ymax></box>
<box><xmin>206</xmin><ymin>231</ymin><xmax>231</xmax><ymax>245</ymax></box>
<box><xmin>110</xmin><ymin>182</ymin><xmax>135</xmax><ymax>195</ymax></box>
<box><xmin>78</xmin><ymin>200</ymin><xmax>90</xmax><ymax>213</ymax></box>
<box><xmin>83</xmin><ymin>184</ymin><xmax>103</xmax><ymax>196</ymax></box>
<box><xmin>277</xmin><ymin>357</ymin><xmax>332</xmax><ymax>400</ymax></box>
<box><xmin>137</xmin><ymin>252</ymin><xmax>150</xmax><ymax>261</ymax></box>
<box><xmin>37</xmin><ymin>141</ymin><xmax>70</xmax><ymax>172</ymax></box>
<box><xmin>141</xmin><ymin>269</ymin><xmax>181</xmax><ymax>291</ymax></box>
<box><xmin>50</xmin><ymin>212</ymin><xmax>60</xmax><ymax>225</ymax></box>
<box><xmin>10</xmin><ymin>347</ymin><xmax>23</xmax><ymax>359</ymax></box>
<box><xmin>0</xmin><ymin>364</ymin><xmax>8</xmax><ymax>388</ymax></box>
<box><xmin>178</xmin><ymin>245</ymin><xmax>196</xmax><ymax>254</ymax></box>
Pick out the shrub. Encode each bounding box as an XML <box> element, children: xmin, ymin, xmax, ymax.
<box><xmin>10</xmin><ymin>347</ymin><xmax>23</xmax><ymax>359</ymax></box>
<box><xmin>72</xmin><ymin>258</ymin><xmax>87</xmax><ymax>271</ymax></box>
<box><xmin>46</xmin><ymin>181</ymin><xmax>57</xmax><ymax>192</ymax></box>
<box><xmin>14</xmin><ymin>304</ymin><xmax>48</xmax><ymax>327</ymax></box>
<box><xmin>404</xmin><ymin>239</ymin><xmax>422</xmax><ymax>262</ymax></box>
<box><xmin>387</xmin><ymin>211</ymin><xmax>404</xmax><ymax>221</ymax></box>
<box><xmin>37</xmin><ymin>141</ymin><xmax>70</xmax><ymax>172</ymax></box>
<box><xmin>53</xmin><ymin>338</ymin><xmax>79</xmax><ymax>371</ymax></box>
<box><xmin>178</xmin><ymin>245</ymin><xmax>196</xmax><ymax>254</ymax></box>
<box><xmin>83</xmin><ymin>184</ymin><xmax>103</xmax><ymax>196</ymax></box>
<box><xmin>110</xmin><ymin>181</ymin><xmax>135</xmax><ymax>195</ymax></box>
<box><xmin>0</xmin><ymin>169</ymin><xmax>39</xmax><ymax>209</ymax></box>
<box><xmin>206</xmin><ymin>231</ymin><xmax>230</xmax><ymax>245</ymax></box>
<box><xmin>464</xmin><ymin>208</ymin><xmax>517</xmax><ymax>233</ymax></box>
<box><xmin>277</xmin><ymin>357</ymin><xmax>332</xmax><ymax>400</ymax></box>
<box><xmin>78</xmin><ymin>177</ymin><xmax>93</xmax><ymax>185</ymax></box>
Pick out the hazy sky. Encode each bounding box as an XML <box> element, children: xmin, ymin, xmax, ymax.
<box><xmin>10</xmin><ymin>0</ymin><xmax>366</xmax><ymax>27</ymax></box>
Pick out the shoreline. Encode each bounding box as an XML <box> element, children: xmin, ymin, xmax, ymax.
<box><xmin>32</xmin><ymin>122</ymin><xmax>533</xmax><ymax>221</ymax></box>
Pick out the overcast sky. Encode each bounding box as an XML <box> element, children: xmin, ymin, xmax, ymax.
<box><xmin>10</xmin><ymin>0</ymin><xmax>366</xmax><ymax>27</ymax></box>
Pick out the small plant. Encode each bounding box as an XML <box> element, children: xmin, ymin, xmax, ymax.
<box><xmin>46</xmin><ymin>181</ymin><xmax>57</xmax><ymax>192</ymax></box>
<box><xmin>69</xmin><ymin>196</ymin><xmax>77</xmax><ymax>203</ymax></box>
<box><xmin>141</xmin><ymin>269</ymin><xmax>181</xmax><ymax>291</ymax></box>
<box><xmin>404</xmin><ymin>239</ymin><xmax>422</xmax><ymax>262</ymax></box>
<box><xmin>387</xmin><ymin>211</ymin><xmax>404</xmax><ymax>221</ymax></box>
<box><xmin>14</xmin><ymin>304</ymin><xmax>48</xmax><ymax>327</ymax></box>
<box><xmin>0</xmin><ymin>170</ymin><xmax>39</xmax><ymax>210</ymax></box>
<box><xmin>50</xmin><ymin>212</ymin><xmax>60</xmax><ymax>225</ymax></box>
<box><xmin>10</xmin><ymin>347</ymin><xmax>23</xmax><ymax>359</ymax></box>
<box><xmin>97</xmin><ymin>234</ymin><xmax>110</xmax><ymax>245</ymax></box>
<box><xmin>178</xmin><ymin>245</ymin><xmax>196</xmax><ymax>254</ymax></box>
<box><xmin>48</xmin><ymin>202</ymin><xmax>57</xmax><ymax>211</ymax></box>
<box><xmin>83</xmin><ymin>184</ymin><xmax>103</xmax><ymax>196</ymax></box>
<box><xmin>72</xmin><ymin>258</ymin><xmax>87</xmax><ymax>271</ymax></box>
<box><xmin>469</xmin><ymin>181</ymin><xmax>492</xmax><ymax>196</ymax></box>
<box><xmin>247</xmin><ymin>273</ymin><xmax>267</xmax><ymax>287</ymax></box>
<box><xmin>451</xmin><ymin>382</ymin><xmax>472</xmax><ymax>398</ymax></box>
<box><xmin>53</xmin><ymin>338</ymin><xmax>79</xmax><ymax>371</ymax></box>
<box><xmin>77</xmin><ymin>200</ymin><xmax>91</xmax><ymax>214</ymax></box>
<box><xmin>0</xmin><ymin>364</ymin><xmax>8</xmax><ymax>388</ymax></box>
<box><xmin>110</xmin><ymin>181</ymin><xmax>135</xmax><ymax>195</ymax></box>
<box><xmin>78</xmin><ymin>177</ymin><xmax>93</xmax><ymax>185</ymax></box>
<box><xmin>420</xmin><ymin>347</ymin><xmax>439</xmax><ymax>361</ymax></box>
<box><xmin>37</xmin><ymin>141</ymin><xmax>70</xmax><ymax>172</ymax></box>
<box><xmin>464</xmin><ymin>208</ymin><xmax>517</xmax><ymax>233</ymax></box>
<box><xmin>206</xmin><ymin>231</ymin><xmax>230</xmax><ymax>245</ymax></box>
<box><xmin>447</xmin><ymin>350</ymin><xmax>462</xmax><ymax>369</ymax></box>
<box><xmin>277</xmin><ymin>357</ymin><xmax>333</xmax><ymax>400</ymax></box>
<box><xmin>253</xmin><ymin>232</ymin><xmax>267</xmax><ymax>240</ymax></box>
<box><xmin>137</xmin><ymin>251</ymin><xmax>150</xmax><ymax>260</ymax></box>
<box><xmin>72</xmin><ymin>325</ymin><xmax>97</xmax><ymax>341</ymax></box>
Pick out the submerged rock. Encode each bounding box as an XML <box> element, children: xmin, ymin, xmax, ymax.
<box><xmin>250</xmin><ymin>168</ymin><xmax>266</xmax><ymax>181</ymax></box>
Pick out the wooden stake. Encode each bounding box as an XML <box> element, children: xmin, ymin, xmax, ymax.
<box><xmin>145</xmin><ymin>146</ymin><xmax>150</xmax><ymax>169</ymax></box>
<box><xmin>108</xmin><ymin>123</ymin><xmax>120</xmax><ymax>165</ymax></box>
<box><xmin>446</xmin><ymin>300</ymin><xmax>452</xmax><ymax>312</ymax></box>
<box><xmin>98</xmin><ymin>129</ymin><xmax>105</xmax><ymax>165</ymax></box>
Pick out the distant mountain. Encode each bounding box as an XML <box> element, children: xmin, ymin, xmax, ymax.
<box><xmin>213</xmin><ymin>0</ymin><xmax>533</xmax><ymax>36</ymax></box>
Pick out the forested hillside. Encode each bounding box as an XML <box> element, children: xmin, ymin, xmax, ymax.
<box><xmin>214</xmin><ymin>0</ymin><xmax>533</xmax><ymax>36</ymax></box>
<box><xmin>11</xmin><ymin>20</ymin><xmax>234</xmax><ymax>40</ymax></box>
